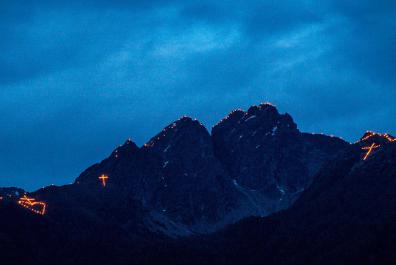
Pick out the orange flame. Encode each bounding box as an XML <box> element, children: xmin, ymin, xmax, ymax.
<box><xmin>360</xmin><ymin>132</ymin><xmax>396</xmax><ymax>143</ymax></box>
<box><xmin>18</xmin><ymin>195</ymin><xmax>46</xmax><ymax>215</ymax></box>
<box><xmin>99</xmin><ymin>174</ymin><xmax>109</xmax><ymax>187</ymax></box>
<box><xmin>361</xmin><ymin>143</ymin><xmax>381</xmax><ymax>161</ymax></box>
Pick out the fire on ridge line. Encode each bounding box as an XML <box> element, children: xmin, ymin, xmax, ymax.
<box><xmin>360</xmin><ymin>131</ymin><xmax>396</xmax><ymax>161</ymax></box>
<box><xmin>18</xmin><ymin>195</ymin><xmax>46</xmax><ymax>215</ymax></box>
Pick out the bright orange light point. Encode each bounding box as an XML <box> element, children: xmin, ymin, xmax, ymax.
<box><xmin>99</xmin><ymin>174</ymin><xmax>109</xmax><ymax>187</ymax></box>
<box><xmin>18</xmin><ymin>195</ymin><xmax>46</xmax><ymax>215</ymax></box>
<box><xmin>362</xmin><ymin>142</ymin><xmax>381</xmax><ymax>160</ymax></box>
<box><xmin>359</xmin><ymin>132</ymin><xmax>396</xmax><ymax>143</ymax></box>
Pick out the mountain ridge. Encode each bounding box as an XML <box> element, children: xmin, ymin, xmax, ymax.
<box><xmin>130</xmin><ymin>134</ymin><xmax>396</xmax><ymax>265</ymax></box>
<box><xmin>2</xmin><ymin>103</ymin><xmax>349</xmax><ymax>237</ymax></box>
<box><xmin>2</xmin><ymin>103</ymin><xmax>396</xmax><ymax>265</ymax></box>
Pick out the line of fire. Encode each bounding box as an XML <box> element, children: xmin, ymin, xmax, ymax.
<box><xmin>14</xmin><ymin>174</ymin><xmax>110</xmax><ymax>216</ymax></box>
<box><xmin>360</xmin><ymin>132</ymin><xmax>396</xmax><ymax>161</ymax></box>
<box><xmin>18</xmin><ymin>195</ymin><xmax>46</xmax><ymax>215</ymax></box>
<box><xmin>13</xmin><ymin>132</ymin><xmax>394</xmax><ymax>216</ymax></box>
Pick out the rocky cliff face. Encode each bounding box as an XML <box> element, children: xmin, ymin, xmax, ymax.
<box><xmin>69</xmin><ymin>104</ymin><xmax>348</xmax><ymax>234</ymax></box>
<box><xmin>73</xmin><ymin>117</ymin><xmax>259</xmax><ymax>235</ymax></box>
<box><xmin>178</xmin><ymin>133</ymin><xmax>396</xmax><ymax>265</ymax></box>
<box><xmin>141</xmin><ymin>117</ymin><xmax>256</xmax><ymax>233</ymax></box>
<box><xmin>212</xmin><ymin>103</ymin><xmax>348</xmax><ymax>213</ymax></box>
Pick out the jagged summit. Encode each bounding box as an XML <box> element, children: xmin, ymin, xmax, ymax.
<box><xmin>137</xmin><ymin>115</ymin><xmax>253</xmax><ymax>232</ymax></box>
<box><xmin>212</xmin><ymin>102</ymin><xmax>298</xmax><ymax>136</ymax></box>
<box><xmin>124</xmin><ymin>138</ymin><xmax>137</xmax><ymax>145</ymax></box>
<box><xmin>144</xmin><ymin>116</ymin><xmax>209</xmax><ymax>150</ymax></box>
<box><xmin>112</xmin><ymin>138</ymin><xmax>139</xmax><ymax>155</ymax></box>
<box><xmin>213</xmin><ymin>109</ymin><xmax>245</xmax><ymax>129</ymax></box>
<box><xmin>101</xmin><ymin>138</ymin><xmax>140</xmax><ymax>162</ymax></box>
<box><xmin>357</xmin><ymin>131</ymin><xmax>396</xmax><ymax>145</ymax></box>
<box><xmin>211</xmin><ymin>103</ymin><xmax>348</xmax><ymax>214</ymax></box>
<box><xmin>247</xmin><ymin>102</ymin><xmax>278</xmax><ymax>115</ymax></box>
<box><xmin>212</xmin><ymin>102</ymin><xmax>281</xmax><ymax>130</ymax></box>
<box><xmin>355</xmin><ymin>131</ymin><xmax>396</xmax><ymax>161</ymax></box>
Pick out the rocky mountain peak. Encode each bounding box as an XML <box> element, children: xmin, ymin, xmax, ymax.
<box><xmin>111</xmin><ymin>138</ymin><xmax>139</xmax><ymax>157</ymax></box>
<box><xmin>212</xmin><ymin>103</ymin><xmax>298</xmax><ymax>137</ymax></box>
<box><xmin>138</xmin><ymin>116</ymin><xmax>253</xmax><ymax>232</ymax></box>
<box><xmin>355</xmin><ymin>131</ymin><xmax>396</xmax><ymax>161</ymax></box>
<box><xmin>211</xmin><ymin>103</ymin><xmax>348</xmax><ymax>214</ymax></box>
<box><xmin>358</xmin><ymin>131</ymin><xmax>396</xmax><ymax>145</ymax></box>
<box><xmin>247</xmin><ymin>102</ymin><xmax>278</xmax><ymax>115</ymax></box>
<box><xmin>144</xmin><ymin>116</ymin><xmax>210</xmax><ymax>154</ymax></box>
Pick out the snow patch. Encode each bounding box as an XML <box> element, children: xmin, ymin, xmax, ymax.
<box><xmin>276</xmin><ymin>184</ymin><xmax>285</xmax><ymax>194</ymax></box>
<box><xmin>271</xmin><ymin>126</ymin><xmax>278</xmax><ymax>136</ymax></box>
<box><xmin>244</xmin><ymin>115</ymin><xmax>256</xmax><ymax>122</ymax></box>
<box><xmin>232</xmin><ymin>179</ymin><xmax>266</xmax><ymax>216</ymax></box>
<box><xmin>147</xmin><ymin>211</ymin><xmax>193</xmax><ymax>238</ymax></box>
<box><xmin>233</xmin><ymin>179</ymin><xmax>238</xmax><ymax>186</ymax></box>
<box><xmin>164</xmin><ymin>144</ymin><xmax>171</xmax><ymax>153</ymax></box>
<box><xmin>163</xmin><ymin>161</ymin><xmax>169</xmax><ymax>168</ymax></box>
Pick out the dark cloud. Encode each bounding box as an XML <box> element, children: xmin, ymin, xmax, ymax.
<box><xmin>1</xmin><ymin>0</ymin><xmax>395</xmax><ymax>190</ymax></box>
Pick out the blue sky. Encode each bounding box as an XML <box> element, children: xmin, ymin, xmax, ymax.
<box><xmin>1</xmin><ymin>0</ymin><xmax>396</xmax><ymax>190</ymax></box>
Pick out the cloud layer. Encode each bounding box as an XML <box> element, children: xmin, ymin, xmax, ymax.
<box><xmin>1</xmin><ymin>0</ymin><xmax>395</xmax><ymax>190</ymax></box>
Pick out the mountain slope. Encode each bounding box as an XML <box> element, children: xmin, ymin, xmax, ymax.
<box><xmin>155</xmin><ymin>133</ymin><xmax>396</xmax><ymax>265</ymax></box>
<box><xmin>212</xmin><ymin>103</ymin><xmax>348</xmax><ymax>213</ymax></box>
<box><xmin>142</xmin><ymin>117</ymin><xmax>257</xmax><ymax>233</ymax></box>
<box><xmin>68</xmin><ymin>104</ymin><xmax>347</xmax><ymax>234</ymax></box>
<box><xmin>0</xmin><ymin>103</ymin><xmax>354</xmax><ymax>265</ymax></box>
<box><xmin>73</xmin><ymin>117</ymin><xmax>259</xmax><ymax>235</ymax></box>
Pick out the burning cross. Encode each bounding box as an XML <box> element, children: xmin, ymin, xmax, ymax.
<box><xmin>20</xmin><ymin>196</ymin><xmax>35</xmax><ymax>204</ymax></box>
<box><xmin>18</xmin><ymin>195</ymin><xmax>46</xmax><ymax>215</ymax></box>
<box><xmin>99</xmin><ymin>174</ymin><xmax>109</xmax><ymax>187</ymax></box>
<box><xmin>361</xmin><ymin>143</ymin><xmax>381</xmax><ymax>160</ymax></box>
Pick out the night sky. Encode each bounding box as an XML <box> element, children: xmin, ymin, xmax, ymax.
<box><xmin>1</xmin><ymin>1</ymin><xmax>396</xmax><ymax>190</ymax></box>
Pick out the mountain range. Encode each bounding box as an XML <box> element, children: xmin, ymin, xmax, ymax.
<box><xmin>1</xmin><ymin>103</ymin><xmax>395</xmax><ymax>265</ymax></box>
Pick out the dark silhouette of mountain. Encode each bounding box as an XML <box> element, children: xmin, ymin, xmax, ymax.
<box><xmin>73</xmin><ymin>117</ymin><xmax>257</xmax><ymax>236</ymax></box>
<box><xmin>212</xmin><ymin>103</ymin><xmax>347</xmax><ymax>213</ymax></box>
<box><xmin>0</xmin><ymin>187</ymin><xmax>25</xmax><ymax>200</ymax></box>
<box><xmin>140</xmin><ymin>132</ymin><xmax>396</xmax><ymax>265</ymax></box>
<box><xmin>26</xmin><ymin>103</ymin><xmax>344</xmax><ymax>237</ymax></box>
<box><xmin>7</xmin><ymin>103</ymin><xmax>390</xmax><ymax>265</ymax></box>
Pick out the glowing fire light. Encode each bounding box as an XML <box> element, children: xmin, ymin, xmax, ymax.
<box><xmin>18</xmin><ymin>195</ymin><xmax>46</xmax><ymax>215</ymax></box>
<box><xmin>362</xmin><ymin>143</ymin><xmax>381</xmax><ymax>161</ymax></box>
<box><xmin>359</xmin><ymin>131</ymin><xmax>396</xmax><ymax>143</ymax></box>
<box><xmin>99</xmin><ymin>174</ymin><xmax>109</xmax><ymax>187</ymax></box>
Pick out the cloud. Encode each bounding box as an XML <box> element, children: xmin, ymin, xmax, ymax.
<box><xmin>0</xmin><ymin>0</ymin><xmax>395</xmax><ymax>190</ymax></box>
